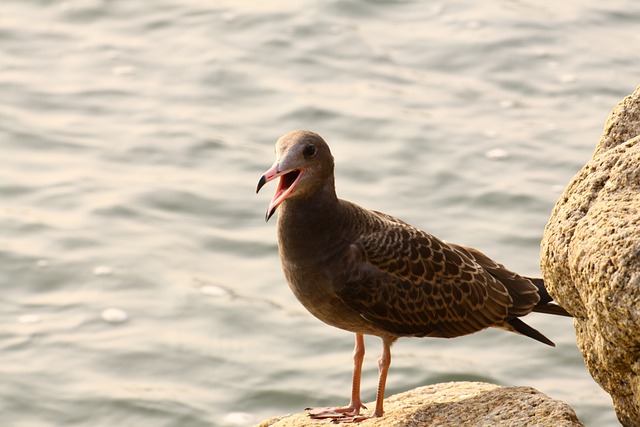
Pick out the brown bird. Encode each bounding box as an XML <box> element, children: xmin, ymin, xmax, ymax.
<box><xmin>256</xmin><ymin>130</ymin><xmax>571</xmax><ymax>423</ymax></box>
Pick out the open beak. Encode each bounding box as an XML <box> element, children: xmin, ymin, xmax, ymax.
<box><xmin>256</xmin><ymin>161</ymin><xmax>303</xmax><ymax>222</ymax></box>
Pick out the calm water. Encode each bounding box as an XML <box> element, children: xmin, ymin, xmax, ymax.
<box><xmin>1</xmin><ymin>1</ymin><xmax>637</xmax><ymax>426</ymax></box>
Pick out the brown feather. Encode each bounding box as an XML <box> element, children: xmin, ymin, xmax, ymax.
<box><xmin>336</xmin><ymin>206</ymin><xmax>516</xmax><ymax>339</ymax></box>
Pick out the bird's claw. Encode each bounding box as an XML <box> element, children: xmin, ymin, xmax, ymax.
<box><xmin>306</xmin><ymin>404</ymin><xmax>369</xmax><ymax>423</ymax></box>
<box><xmin>330</xmin><ymin>415</ymin><xmax>369</xmax><ymax>424</ymax></box>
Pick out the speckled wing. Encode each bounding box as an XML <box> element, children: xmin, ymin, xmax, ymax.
<box><xmin>336</xmin><ymin>214</ymin><xmax>519</xmax><ymax>338</ymax></box>
<box><xmin>447</xmin><ymin>243</ymin><xmax>540</xmax><ymax>317</ymax></box>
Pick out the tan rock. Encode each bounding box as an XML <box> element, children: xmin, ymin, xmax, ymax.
<box><xmin>541</xmin><ymin>85</ymin><xmax>640</xmax><ymax>427</ymax></box>
<box><xmin>255</xmin><ymin>382</ymin><xmax>583</xmax><ymax>427</ymax></box>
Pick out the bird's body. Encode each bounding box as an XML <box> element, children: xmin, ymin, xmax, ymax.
<box><xmin>257</xmin><ymin>130</ymin><xmax>571</xmax><ymax>422</ymax></box>
<box><xmin>278</xmin><ymin>195</ymin><xmax>556</xmax><ymax>343</ymax></box>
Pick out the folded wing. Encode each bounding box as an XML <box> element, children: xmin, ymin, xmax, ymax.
<box><xmin>336</xmin><ymin>213</ymin><xmax>540</xmax><ymax>339</ymax></box>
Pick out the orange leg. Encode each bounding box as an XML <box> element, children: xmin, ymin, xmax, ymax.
<box><xmin>348</xmin><ymin>333</ymin><xmax>366</xmax><ymax>411</ymax></box>
<box><xmin>307</xmin><ymin>336</ymin><xmax>394</xmax><ymax>423</ymax></box>
<box><xmin>306</xmin><ymin>333</ymin><xmax>367</xmax><ymax>420</ymax></box>
<box><xmin>372</xmin><ymin>338</ymin><xmax>392</xmax><ymax>417</ymax></box>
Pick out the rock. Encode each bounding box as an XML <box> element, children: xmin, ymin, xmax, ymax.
<box><xmin>255</xmin><ymin>382</ymin><xmax>583</xmax><ymax>426</ymax></box>
<box><xmin>541</xmin><ymin>85</ymin><xmax>640</xmax><ymax>427</ymax></box>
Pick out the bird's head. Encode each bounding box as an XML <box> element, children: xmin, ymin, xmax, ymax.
<box><xmin>256</xmin><ymin>130</ymin><xmax>334</xmax><ymax>222</ymax></box>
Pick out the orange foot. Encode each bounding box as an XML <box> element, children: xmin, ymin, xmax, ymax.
<box><xmin>306</xmin><ymin>404</ymin><xmax>370</xmax><ymax>423</ymax></box>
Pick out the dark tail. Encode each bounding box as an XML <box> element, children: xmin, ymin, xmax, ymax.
<box><xmin>506</xmin><ymin>317</ymin><xmax>555</xmax><ymax>347</ymax></box>
<box><xmin>503</xmin><ymin>277</ymin><xmax>572</xmax><ymax>347</ymax></box>
<box><xmin>528</xmin><ymin>277</ymin><xmax>572</xmax><ymax>318</ymax></box>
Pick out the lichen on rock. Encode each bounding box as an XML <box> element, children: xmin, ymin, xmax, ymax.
<box><xmin>541</xmin><ymin>85</ymin><xmax>640</xmax><ymax>427</ymax></box>
<box><xmin>255</xmin><ymin>382</ymin><xmax>583</xmax><ymax>427</ymax></box>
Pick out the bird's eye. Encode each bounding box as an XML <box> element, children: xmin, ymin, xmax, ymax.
<box><xmin>303</xmin><ymin>145</ymin><xmax>317</xmax><ymax>158</ymax></box>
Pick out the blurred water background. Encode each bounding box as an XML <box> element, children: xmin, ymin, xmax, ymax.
<box><xmin>2</xmin><ymin>1</ymin><xmax>638</xmax><ymax>426</ymax></box>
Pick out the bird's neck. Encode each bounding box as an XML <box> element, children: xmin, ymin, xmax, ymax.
<box><xmin>276</xmin><ymin>183</ymin><xmax>348</xmax><ymax>262</ymax></box>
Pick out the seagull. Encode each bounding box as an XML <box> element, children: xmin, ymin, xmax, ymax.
<box><xmin>256</xmin><ymin>130</ymin><xmax>571</xmax><ymax>423</ymax></box>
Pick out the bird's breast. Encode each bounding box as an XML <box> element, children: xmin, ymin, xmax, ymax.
<box><xmin>279</xmin><ymin>247</ymin><xmax>382</xmax><ymax>335</ymax></box>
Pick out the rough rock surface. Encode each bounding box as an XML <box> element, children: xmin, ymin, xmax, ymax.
<box><xmin>255</xmin><ymin>382</ymin><xmax>583</xmax><ymax>427</ymax></box>
<box><xmin>541</xmin><ymin>85</ymin><xmax>640</xmax><ymax>427</ymax></box>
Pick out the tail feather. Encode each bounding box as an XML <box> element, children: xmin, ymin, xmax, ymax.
<box><xmin>528</xmin><ymin>277</ymin><xmax>553</xmax><ymax>304</ymax></box>
<box><xmin>532</xmin><ymin>303</ymin><xmax>572</xmax><ymax>317</ymax></box>
<box><xmin>497</xmin><ymin>277</ymin><xmax>571</xmax><ymax>346</ymax></box>
<box><xmin>505</xmin><ymin>318</ymin><xmax>555</xmax><ymax>347</ymax></box>
<box><xmin>527</xmin><ymin>277</ymin><xmax>572</xmax><ymax>317</ymax></box>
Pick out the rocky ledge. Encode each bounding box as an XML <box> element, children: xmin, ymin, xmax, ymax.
<box><xmin>541</xmin><ymin>85</ymin><xmax>640</xmax><ymax>427</ymax></box>
<box><xmin>256</xmin><ymin>382</ymin><xmax>583</xmax><ymax>427</ymax></box>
